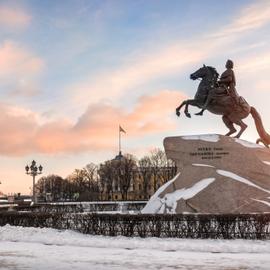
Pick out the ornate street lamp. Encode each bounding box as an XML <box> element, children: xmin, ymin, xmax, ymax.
<box><xmin>25</xmin><ymin>160</ymin><xmax>43</xmax><ymax>203</ymax></box>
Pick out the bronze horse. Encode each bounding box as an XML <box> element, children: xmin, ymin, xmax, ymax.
<box><xmin>176</xmin><ymin>65</ymin><xmax>270</xmax><ymax>147</ymax></box>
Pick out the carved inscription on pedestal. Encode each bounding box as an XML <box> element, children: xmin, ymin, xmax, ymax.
<box><xmin>189</xmin><ymin>147</ymin><xmax>229</xmax><ymax>160</ymax></box>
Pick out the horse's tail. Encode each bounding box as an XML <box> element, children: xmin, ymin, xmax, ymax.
<box><xmin>250</xmin><ymin>106</ymin><xmax>270</xmax><ymax>148</ymax></box>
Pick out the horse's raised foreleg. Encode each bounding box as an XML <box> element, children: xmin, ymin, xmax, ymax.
<box><xmin>176</xmin><ymin>100</ymin><xmax>187</xmax><ymax>117</ymax></box>
<box><xmin>183</xmin><ymin>99</ymin><xmax>201</xmax><ymax>118</ymax></box>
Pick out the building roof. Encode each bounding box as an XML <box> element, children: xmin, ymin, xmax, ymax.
<box><xmin>113</xmin><ymin>151</ymin><xmax>124</xmax><ymax>161</ymax></box>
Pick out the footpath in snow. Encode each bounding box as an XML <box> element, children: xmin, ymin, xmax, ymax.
<box><xmin>0</xmin><ymin>225</ymin><xmax>270</xmax><ymax>270</ymax></box>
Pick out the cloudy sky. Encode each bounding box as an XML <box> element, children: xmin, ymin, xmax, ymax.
<box><xmin>1</xmin><ymin>0</ymin><xmax>270</xmax><ymax>194</ymax></box>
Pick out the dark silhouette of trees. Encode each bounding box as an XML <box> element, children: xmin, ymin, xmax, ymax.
<box><xmin>138</xmin><ymin>156</ymin><xmax>152</xmax><ymax>199</ymax></box>
<box><xmin>138</xmin><ymin>148</ymin><xmax>177</xmax><ymax>194</ymax></box>
<box><xmin>66</xmin><ymin>164</ymin><xmax>99</xmax><ymax>201</ymax></box>
<box><xmin>84</xmin><ymin>163</ymin><xmax>99</xmax><ymax>194</ymax></box>
<box><xmin>67</xmin><ymin>169</ymin><xmax>86</xmax><ymax>194</ymax></box>
<box><xmin>117</xmin><ymin>154</ymin><xmax>137</xmax><ymax>200</ymax></box>
<box><xmin>36</xmin><ymin>164</ymin><xmax>99</xmax><ymax>201</ymax></box>
<box><xmin>35</xmin><ymin>149</ymin><xmax>177</xmax><ymax>202</ymax></box>
<box><xmin>98</xmin><ymin>160</ymin><xmax>115</xmax><ymax>200</ymax></box>
<box><xmin>36</xmin><ymin>174</ymin><xmax>66</xmax><ymax>201</ymax></box>
<box><xmin>149</xmin><ymin>149</ymin><xmax>168</xmax><ymax>192</ymax></box>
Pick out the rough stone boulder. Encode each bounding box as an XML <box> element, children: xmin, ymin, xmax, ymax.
<box><xmin>142</xmin><ymin>134</ymin><xmax>270</xmax><ymax>214</ymax></box>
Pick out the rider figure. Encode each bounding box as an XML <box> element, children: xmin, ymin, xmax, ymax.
<box><xmin>196</xmin><ymin>59</ymin><xmax>239</xmax><ymax>116</ymax></box>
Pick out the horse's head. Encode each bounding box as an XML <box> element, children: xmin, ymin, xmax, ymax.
<box><xmin>190</xmin><ymin>65</ymin><xmax>219</xmax><ymax>82</ymax></box>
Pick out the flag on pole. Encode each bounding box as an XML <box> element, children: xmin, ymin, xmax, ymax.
<box><xmin>119</xmin><ymin>125</ymin><xmax>126</xmax><ymax>133</ymax></box>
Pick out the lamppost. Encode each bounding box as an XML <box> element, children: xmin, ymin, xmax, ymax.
<box><xmin>25</xmin><ymin>160</ymin><xmax>43</xmax><ymax>203</ymax></box>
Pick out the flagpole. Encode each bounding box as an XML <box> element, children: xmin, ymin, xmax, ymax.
<box><xmin>119</xmin><ymin>125</ymin><xmax>121</xmax><ymax>154</ymax></box>
<box><xmin>119</xmin><ymin>125</ymin><xmax>126</xmax><ymax>155</ymax></box>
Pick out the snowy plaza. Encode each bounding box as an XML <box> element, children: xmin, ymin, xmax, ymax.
<box><xmin>1</xmin><ymin>1</ymin><xmax>270</xmax><ymax>269</ymax></box>
<box><xmin>0</xmin><ymin>225</ymin><xmax>269</xmax><ymax>270</ymax></box>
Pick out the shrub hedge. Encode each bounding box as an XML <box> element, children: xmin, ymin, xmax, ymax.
<box><xmin>0</xmin><ymin>211</ymin><xmax>269</xmax><ymax>239</ymax></box>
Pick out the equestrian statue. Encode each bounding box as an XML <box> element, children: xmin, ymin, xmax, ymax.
<box><xmin>176</xmin><ymin>60</ymin><xmax>270</xmax><ymax>147</ymax></box>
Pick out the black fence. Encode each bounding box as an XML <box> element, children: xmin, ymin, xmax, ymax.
<box><xmin>0</xmin><ymin>211</ymin><xmax>269</xmax><ymax>239</ymax></box>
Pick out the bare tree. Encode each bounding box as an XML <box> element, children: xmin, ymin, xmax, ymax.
<box><xmin>149</xmin><ymin>148</ymin><xmax>167</xmax><ymax>191</ymax></box>
<box><xmin>138</xmin><ymin>156</ymin><xmax>152</xmax><ymax>199</ymax></box>
<box><xmin>159</xmin><ymin>158</ymin><xmax>177</xmax><ymax>185</ymax></box>
<box><xmin>83</xmin><ymin>163</ymin><xmax>99</xmax><ymax>193</ymax></box>
<box><xmin>117</xmin><ymin>154</ymin><xmax>137</xmax><ymax>200</ymax></box>
<box><xmin>96</xmin><ymin>164</ymin><xmax>105</xmax><ymax>200</ymax></box>
<box><xmin>148</xmin><ymin>148</ymin><xmax>177</xmax><ymax>192</ymax></box>
<box><xmin>66</xmin><ymin>167</ymin><xmax>99</xmax><ymax>201</ymax></box>
<box><xmin>98</xmin><ymin>160</ymin><xmax>115</xmax><ymax>200</ymax></box>
<box><xmin>67</xmin><ymin>169</ymin><xmax>87</xmax><ymax>194</ymax></box>
<box><xmin>36</xmin><ymin>174</ymin><xmax>66</xmax><ymax>201</ymax></box>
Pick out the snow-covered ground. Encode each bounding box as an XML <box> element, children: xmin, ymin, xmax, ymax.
<box><xmin>0</xmin><ymin>225</ymin><xmax>270</xmax><ymax>270</ymax></box>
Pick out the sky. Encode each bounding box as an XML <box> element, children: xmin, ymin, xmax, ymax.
<box><xmin>1</xmin><ymin>0</ymin><xmax>270</xmax><ymax>194</ymax></box>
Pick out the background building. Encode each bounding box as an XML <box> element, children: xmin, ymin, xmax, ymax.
<box><xmin>98</xmin><ymin>150</ymin><xmax>177</xmax><ymax>201</ymax></box>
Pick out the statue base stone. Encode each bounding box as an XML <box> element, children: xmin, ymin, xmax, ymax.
<box><xmin>142</xmin><ymin>134</ymin><xmax>270</xmax><ymax>214</ymax></box>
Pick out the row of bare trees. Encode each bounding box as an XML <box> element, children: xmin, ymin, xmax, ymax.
<box><xmin>35</xmin><ymin>149</ymin><xmax>177</xmax><ymax>201</ymax></box>
<box><xmin>36</xmin><ymin>163</ymin><xmax>99</xmax><ymax>201</ymax></box>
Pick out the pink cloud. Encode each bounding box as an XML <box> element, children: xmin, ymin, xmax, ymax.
<box><xmin>0</xmin><ymin>41</ymin><xmax>44</xmax><ymax>97</ymax></box>
<box><xmin>0</xmin><ymin>104</ymin><xmax>38</xmax><ymax>155</ymax></box>
<box><xmin>0</xmin><ymin>41</ymin><xmax>44</xmax><ymax>79</ymax></box>
<box><xmin>0</xmin><ymin>6</ymin><xmax>31</xmax><ymax>28</ymax></box>
<box><xmin>75</xmin><ymin>90</ymin><xmax>185</xmax><ymax>138</ymax></box>
<box><xmin>221</xmin><ymin>1</ymin><xmax>270</xmax><ymax>36</ymax></box>
<box><xmin>0</xmin><ymin>90</ymin><xmax>185</xmax><ymax>156</ymax></box>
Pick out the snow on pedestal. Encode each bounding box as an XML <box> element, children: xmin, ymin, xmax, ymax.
<box><xmin>142</xmin><ymin>134</ymin><xmax>270</xmax><ymax>214</ymax></box>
